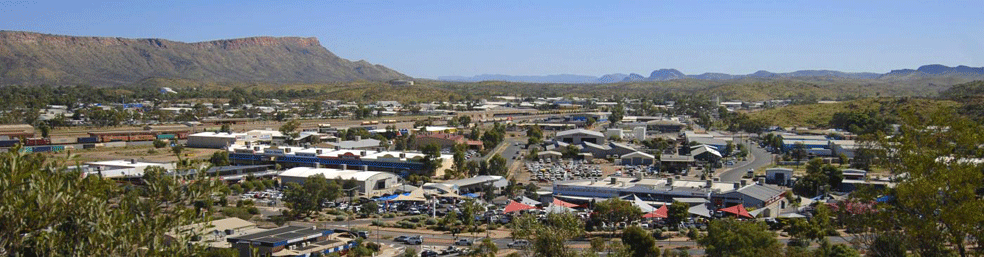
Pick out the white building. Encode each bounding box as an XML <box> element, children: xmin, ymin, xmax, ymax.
<box><xmin>632</xmin><ymin>126</ymin><xmax>647</xmax><ymax>141</ymax></box>
<box><xmin>188</xmin><ymin>132</ymin><xmax>242</xmax><ymax>148</ymax></box>
<box><xmin>278</xmin><ymin>167</ymin><xmax>399</xmax><ymax>196</ymax></box>
<box><xmin>84</xmin><ymin>159</ymin><xmax>175</xmax><ymax>179</ymax></box>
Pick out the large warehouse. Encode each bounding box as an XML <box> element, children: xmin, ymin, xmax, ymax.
<box><xmin>555</xmin><ymin>128</ymin><xmax>605</xmax><ymax>145</ymax></box>
<box><xmin>278</xmin><ymin>167</ymin><xmax>399</xmax><ymax>196</ymax></box>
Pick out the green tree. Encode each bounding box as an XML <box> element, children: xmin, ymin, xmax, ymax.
<box><xmin>697</xmin><ymin>219</ymin><xmax>782</xmax><ymax>257</ymax></box>
<box><xmin>878</xmin><ymin>109</ymin><xmax>984</xmax><ymax>257</ymax></box>
<box><xmin>467</xmin><ymin>237</ymin><xmax>499</xmax><ymax>257</ymax></box>
<box><xmin>38</xmin><ymin>123</ymin><xmax>50</xmax><ymax>138</ymax></box>
<box><xmin>487</xmin><ymin>153</ymin><xmax>508</xmax><ymax>176</ymax></box>
<box><xmin>592</xmin><ymin>198</ymin><xmax>643</xmax><ymax>236</ymax></box>
<box><xmin>401</xmin><ymin>248</ymin><xmax>418</xmax><ymax>257</ymax></box>
<box><xmin>282</xmin><ymin>174</ymin><xmax>340</xmax><ymax>217</ymax></box>
<box><xmin>153</xmin><ymin>138</ymin><xmax>168</xmax><ymax>148</ymax></box>
<box><xmin>420</xmin><ymin>144</ymin><xmax>443</xmax><ymax>176</ymax></box>
<box><xmin>209</xmin><ymin>151</ymin><xmax>230</xmax><ymax>166</ymax></box>
<box><xmin>791</xmin><ymin>142</ymin><xmax>807</xmax><ymax>165</ymax></box>
<box><xmin>361</xmin><ymin>201</ymin><xmax>379</xmax><ymax>216</ymax></box>
<box><xmin>621</xmin><ymin>226</ymin><xmax>659</xmax><ymax>257</ymax></box>
<box><xmin>0</xmin><ymin>147</ymin><xmax>223</xmax><ymax>255</ymax></box>
<box><xmin>511</xmin><ymin>213</ymin><xmax>585</xmax><ymax>257</ymax></box>
<box><xmin>667</xmin><ymin>201</ymin><xmax>690</xmax><ymax>226</ymax></box>
<box><xmin>279</xmin><ymin>119</ymin><xmax>301</xmax><ymax>143</ymax></box>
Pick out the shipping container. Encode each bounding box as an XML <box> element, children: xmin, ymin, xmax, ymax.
<box><xmin>50</xmin><ymin>137</ymin><xmax>74</xmax><ymax>144</ymax></box>
<box><xmin>130</xmin><ymin>134</ymin><xmax>156</xmax><ymax>141</ymax></box>
<box><xmin>51</xmin><ymin>145</ymin><xmax>65</xmax><ymax>152</ymax></box>
<box><xmin>82</xmin><ymin>144</ymin><xmax>96</xmax><ymax>149</ymax></box>
<box><xmin>0</xmin><ymin>139</ymin><xmax>19</xmax><ymax>147</ymax></box>
<box><xmin>19</xmin><ymin>147</ymin><xmax>32</xmax><ymax>153</ymax></box>
<box><xmin>32</xmin><ymin>146</ymin><xmax>52</xmax><ymax>153</ymax></box>
<box><xmin>25</xmin><ymin>138</ymin><xmax>50</xmax><ymax>146</ymax></box>
<box><xmin>104</xmin><ymin>141</ymin><xmax>126</xmax><ymax>148</ymax></box>
<box><xmin>77</xmin><ymin>137</ymin><xmax>99</xmax><ymax>143</ymax></box>
<box><xmin>157</xmin><ymin>134</ymin><xmax>176</xmax><ymax>140</ymax></box>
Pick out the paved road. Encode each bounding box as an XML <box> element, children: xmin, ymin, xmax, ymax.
<box><xmin>718</xmin><ymin>144</ymin><xmax>773</xmax><ymax>182</ymax></box>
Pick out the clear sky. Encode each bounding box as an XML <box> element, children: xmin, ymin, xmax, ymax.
<box><xmin>2</xmin><ymin>1</ymin><xmax>983</xmax><ymax>78</ymax></box>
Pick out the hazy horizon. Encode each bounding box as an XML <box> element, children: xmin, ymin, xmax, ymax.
<box><xmin>3</xmin><ymin>1</ymin><xmax>983</xmax><ymax>79</ymax></box>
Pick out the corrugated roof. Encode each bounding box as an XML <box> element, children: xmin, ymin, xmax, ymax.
<box><xmin>556</xmin><ymin>128</ymin><xmax>604</xmax><ymax>138</ymax></box>
<box><xmin>736</xmin><ymin>184</ymin><xmax>785</xmax><ymax>202</ymax></box>
<box><xmin>279</xmin><ymin>167</ymin><xmax>393</xmax><ymax>181</ymax></box>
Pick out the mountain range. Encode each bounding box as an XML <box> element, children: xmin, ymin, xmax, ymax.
<box><xmin>439</xmin><ymin>65</ymin><xmax>984</xmax><ymax>84</ymax></box>
<box><xmin>0</xmin><ymin>31</ymin><xmax>409</xmax><ymax>86</ymax></box>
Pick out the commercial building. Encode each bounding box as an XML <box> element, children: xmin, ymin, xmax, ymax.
<box><xmin>188</xmin><ymin>132</ymin><xmax>240</xmax><ymax>148</ymax></box>
<box><xmin>83</xmin><ymin>159</ymin><xmax>175</xmax><ymax>179</ymax></box>
<box><xmin>166</xmin><ymin>217</ymin><xmax>262</xmax><ymax>249</ymax></box>
<box><xmin>765</xmin><ymin>168</ymin><xmax>794</xmax><ymax>186</ymax></box>
<box><xmin>632</xmin><ymin>126</ymin><xmax>647</xmax><ymax>141</ymax></box>
<box><xmin>0</xmin><ymin>124</ymin><xmax>34</xmax><ymax>139</ymax></box>
<box><xmin>226</xmin><ymin>226</ymin><xmax>353</xmax><ymax>257</ymax></box>
<box><xmin>552</xmin><ymin>177</ymin><xmax>786</xmax><ymax>217</ymax></box>
<box><xmin>659</xmin><ymin>155</ymin><xmax>694</xmax><ymax>174</ymax></box>
<box><xmin>228</xmin><ymin>144</ymin><xmax>452</xmax><ymax>175</ymax></box>
<box><xmin>555</xmin><ymin>129</ymin><xmax>605</xmax><ymax>145</ymax></box>
<box><xmin>278</xmin><ymin>167</ymin><xmax>399</xmax><ymax>196</ymax></box>
<box><xmin>445</xmin><ymin>175</ymin><xmax>508</xmax><ymax>194</ymax></box>
<box><xmin>578</xmin><ymin>141</ymin><xmax>636</xmax><ymax>159</ymax></box>
<box><xmin>620</xmin><ymin>151</ymin><xmax>655</xmax><ymax>165</ymax></box>
<box><xmin>644</xmin><ymin>120</ymin><xmax>686</xmax><ymax>133</ymax></box>
<box><xmin>830</xmin><ymin>140</ymin><xmax>858</xmax><ymax>159</ymax></box>
<box><xmin>326</xmin><ymin>136</ymin><xmax>381</xmax><ymax>150</ymax></box>
<box><xmin>712</xmin><ymin>182</ymin><xmax>788</xmax><ymax>217</ymax></box>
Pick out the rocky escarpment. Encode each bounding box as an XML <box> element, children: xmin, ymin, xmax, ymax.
<box><xmin>0</xmin><ymin>31</ymin><xmax>409</xmax><ymax>86</ymax></box>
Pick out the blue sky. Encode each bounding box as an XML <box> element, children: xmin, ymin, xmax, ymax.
<box><xmin>2</xmin><ymin>1</ymin><xmax>983</xmax><ymax>78</ymax></box>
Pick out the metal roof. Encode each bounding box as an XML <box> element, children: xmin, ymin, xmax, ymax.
<box><xmin>556</xmin><ymin>129</ymin><xmax>604</xmax><ymax>138</ymax></box>
<box><xmin>227</xmin><ymin>226</ymin><xmax>331</xmax><ymax>246</ymax></box>
<box><xmin>735</xmin><ymin>184</ymin><xmax>785</xmax><ymax>202</ymax></box>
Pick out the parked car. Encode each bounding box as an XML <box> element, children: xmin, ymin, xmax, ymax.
<box><xmin>420</xmin><ymin>249</ymin><xmax>439</xmax><ymax>257</ymax></box>
<box><xmin>507</xmin><ymin>240</ymin><xmax>530</xmax><ymax>248</ymax></box>
<box><xmin>406</xmin><ymin>236</ymin><xmax>423</xmax><ymax>245</ymax></box>
<box><xmin>394</xmin><ymin>236</ymin><xmax>409</xmax><ymax>242</ymax></box>
<box><xmin>454</xmin><ymin>238</ymin><xmax>473</xmax><ymax>246</ymax></box>
<box><xmin>440</xmin><ymin>246</ymin><xmax>462</xmax><ymax>255</ymax></box>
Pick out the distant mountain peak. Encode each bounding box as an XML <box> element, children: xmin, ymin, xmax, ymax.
<box><xmin>439</xmin><ymin>65</ymin><xmax>984</xmax><ymax>84</ymax></box>
<box><xmin>648</xmin><ymin>69</ymin><xmax>686</xmax><ymax>81</ymax></box>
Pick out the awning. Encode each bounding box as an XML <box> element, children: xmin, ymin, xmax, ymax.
<box><xmin>719</xmin><ymin>204</ymin><xmax>753</xmax><ymax>218</ymax></box>
<box><xmin>642</xmin><ymin>205</ymin><xmax>668</xmax><ymax>219</ymax></box>
<box><xmin>393</xmin><ymin>188</ymin><xmax>427</xmax><ymax>202</ymax></box>
<box><xmin>631</xmin><ymin>195</ymin><xmax>656</xmax><ymax>213</ymax></box>
<box><xmin>503</xmin><ymin>200</ymin><xmax>538</xmax><ymax>213</ymax></box>
<box><xmin>688</xmin><ymin>204</ymin><xmax>711</xmax><ymax>218</ymax></box>
<box><xmin>748</xmin><ymin>208</ymin><xmax>765</xmax><ymax>218</ymax></box>
<box><xmin>520</xmin><ymin>196</ymin><xmax>541</xmax><ymax>206</ymax></box>
<box><xmin>462</xmin><ymin>193</ymin><xmax>480</xmax><ymax>198</ymax></box>
<box><xmin>552</xmin><ymin>198</ymin><xmax>580</xmax><ymax>208</ymax></box>
<box><xmin>545</xmin><ymin>205</ymin><xmax>574</xmax><ymax>214</ymax></box>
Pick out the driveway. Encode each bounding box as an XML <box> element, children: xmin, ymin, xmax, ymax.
<box><xmin>718</xmin><ymin>144</ymin><xmax>773</xmax><ymax>182</ymax></box>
